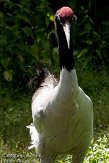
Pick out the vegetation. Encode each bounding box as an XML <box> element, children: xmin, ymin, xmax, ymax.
<box><xmin>0</xmin><ymin>0</ymin><xmax>109</xmax><ymax>162</ymax></box>
<box><xmin>0</xmin><ymin>72</ymin><xmax>109</xmax><ymax>162</ymax></box>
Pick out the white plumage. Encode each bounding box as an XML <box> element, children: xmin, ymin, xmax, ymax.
<box><xmin>27</xmin><ymin>6</ymin><xmax>93</xmax><ymax>163</ymax></box>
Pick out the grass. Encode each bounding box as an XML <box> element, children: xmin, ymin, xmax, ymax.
<box><xmin>0</xmin><ymin>68</ymin><xmax>109</xmax><ymax>163</ymax></box>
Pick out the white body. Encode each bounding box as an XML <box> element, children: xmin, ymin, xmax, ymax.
<box><xmin>28</xmin><ymin>69</ymin><xmax>93</xmax><ymax>162</ymax></box>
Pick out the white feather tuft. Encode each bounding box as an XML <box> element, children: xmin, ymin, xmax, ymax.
<box><xmin>26</xmin><ymin>123</ymin><xmax>39</xmax><ymax>150</ymax></box>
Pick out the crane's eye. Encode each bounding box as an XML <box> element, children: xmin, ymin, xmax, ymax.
<box><xmin>55</xmin><ymin>13</ymin><xmax>60</xmax><ymax>22</ymax></box>
<box><xmin>55</xmin><ymin>13</ymin><xmax>65</xmax><ymax>25</ymax></box>
<box><xmin>59</xmin><ymin>17</ymin><xmax>65</xmax><ymax>24</ymax></box>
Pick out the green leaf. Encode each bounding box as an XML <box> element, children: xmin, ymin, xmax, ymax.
<box><xmin>78</xmin><ymin>49</ymin><xmax>88</xmax><ymax>58</ymax></box>
<box><xmin>1</xmin><ymin>58</ymin><xmax>9</xmax><ymax>70</ymax></box>
<box><xmin>3</xmin><ymin>70</ymin><xmax>13</xmax><ymax>81</ymax></box>
<box><xmin>96</xmin><ymin>49</ymin><xmax>102</xmax><ymax>60</ymax></box>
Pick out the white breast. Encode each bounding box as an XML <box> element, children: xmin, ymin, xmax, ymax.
<box><xmin>30</xmin><ymin>69</ymin><xmax>93</xmax><ymax>155</ymax></box>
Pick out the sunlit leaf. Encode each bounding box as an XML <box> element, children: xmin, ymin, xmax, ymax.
<box><xmin>3</xmin><ymin>70</ymin><xmax>13</xmax><ymax>81</ymax></box>
<box><xmin>78</xmin><ymin>49</ymin><xmax>88</xmax><ymax>58</ymax></box>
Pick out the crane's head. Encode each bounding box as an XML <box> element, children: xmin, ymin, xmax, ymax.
<box><xmin>55</xmin><ymin>7</ymin><xmax>77</xmax><ymax>49</ymax></box>
<box><xmin>56</xmin><ymin>7</ymin><xmax>75</xmax><ymax>23</ymax></box>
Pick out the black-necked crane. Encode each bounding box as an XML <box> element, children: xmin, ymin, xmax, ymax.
<box><xmin>27</xmin><ymin>6</ymin><xmax>93</xmax><ymax>163</ymax></box>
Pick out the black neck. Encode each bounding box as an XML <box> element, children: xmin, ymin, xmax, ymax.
<box><xmin>55</xmin><ymin>19</ymin><xmax>75</xmax><ymax>71</ymax></box>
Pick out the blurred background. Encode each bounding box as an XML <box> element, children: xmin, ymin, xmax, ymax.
<box><xmin>0</xmin><ymin>0</ymin><xmax>109</xmax><ymax>162</ymax></box>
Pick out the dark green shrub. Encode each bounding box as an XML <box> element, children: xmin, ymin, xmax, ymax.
<box><xmin>0</xmin><ymin>0</ymin><xmax>52</xmax><ymax>85</ymax></box>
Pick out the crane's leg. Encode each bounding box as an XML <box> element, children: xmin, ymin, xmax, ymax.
<box><xmin>71</xmin><ymin>145</ymin><xmax>88</xmax><ymax>163</ymax></box>
<box><xmin>40</xmin><ymin>155</ymin><xmax>57</xmax><ymax>163</ymax></box>
<box><xmin>71</xmin><ymin>136</ymin><xmax>92</xmax><ymax>163</ymax></box>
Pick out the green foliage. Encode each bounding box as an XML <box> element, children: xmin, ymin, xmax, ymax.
<box><xmin>85</xmin><ymin>134</ymin><xmax>109</xmax><ymax>163</ymax></box>
<box><xmin>0</xmin><ymin>0</ymin><xmax>52</xmax><ymax>84</ymax></box>
<box><xmin>0</xmin><ymin>0</ymin><xmax>109</xmax><ymax>85</ymax></box>
<box><xmin>74</xmin><ymin>7</ymin><xmax>104</xmax><ymax>69</ymax></box>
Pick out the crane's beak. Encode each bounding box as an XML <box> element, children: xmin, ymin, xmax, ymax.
<box><xmin>63</xmin><ymin>15</ymin><xmax>77</xmax><ymax>49</ymax></box>
<box><xmin>63</xmin><ymin>22</ymin><xmax>71</xmax><ymax>49</ymax></box>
